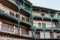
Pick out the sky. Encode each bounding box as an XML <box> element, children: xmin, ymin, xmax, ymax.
<box><xmin>29</xmin><ymin>0</ymin><xmax>60</xmax><ymax>10</ymax></box>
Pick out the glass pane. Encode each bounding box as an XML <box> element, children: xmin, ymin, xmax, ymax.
<box><xmin>45</xmin><ymin>32</ymin><xmax>50</xmax><ymax>38</ymax></box>
<box><xmin>1</xmin><ymin>23</ymin><xmax>14</xmax><ymax>33</ymax></box>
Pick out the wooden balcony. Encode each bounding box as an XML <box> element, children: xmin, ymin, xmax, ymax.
<box><xmin>20</xmin><ymin>28</ymin><xmax>33</xmax><ymax>38</ymax></box>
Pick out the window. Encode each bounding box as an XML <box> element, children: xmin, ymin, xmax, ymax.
<box><xmin>42</xmin><ymin>23</ymin><xmax>46</xmax><ymax>28</ymax></box>
<box><xmin>58</xmin><ymin>14</ymin><xmax>60</xmax><ymax>18</ymax></box>
<box><xmin>40</xmin><ymin>32</ymin><xmax>44</xmax><ymax>38</ymax></box>
<box><xmin>1</xmin><ymin>23</ymin><xmax>14</xmax><ymax>33</ymax></box>
<box><xmin>50</xmin><ymin>32</ymin><xmax>53</xmax><ymax>38</ymax></box>
<box><xmin>41</xmin><ymin>13</ymin><xmax>45</xmax><ymax>16</ymax></box>
<box><xmin>38</xmin><ymin>23</ymin><xmax>41</xmax><ymax>27</ymax></box>
<box><xmin>41</xmin><ymin>12</ymin><xmax>45</xmax><ymax>16</ymax></box>
<box><xmin>10</xmin><ymin>12</ymin><xmax>14</xmax><ymax>16</ymax></box>
<box><xmin>24</xmin><ymin>3</ymin><xmax>30</xmax><ymax>10</ymax></box>
<box><xmin>51</xmin><ymin>14</ymin><xmax>54</xmax><ymax>17</ymax></box>
<box><xmin>45</xmin><ymin>32</ymin><xmax>50</xmax><ymax>38</ymax></box>
<box><xmin>21</xmin><ymin>28</ymin><xmax>29</xmax><ymax>35</ymax></box>
<box><xmin>20</xmin><ymin>0</ymin><xmax>23</xmax><ymax>5</ymax></box>
<box><xmin>17</xmin><ymin>0</ymin><xmax>23</xmax><ymax>5</ymax></box>
<box><xmin>16</xmin><ymin>14</ymin><xmax>19</xmax><ymax>18</ymax></box>
<box><xmin>36</xmin><ymin>32</ymin><xmax>40</xmax><ymax>38</ymax></box>
<box><xmin>26</xmin><ymin>18</ymin><xmax>30</xmax><ymax>22</ymax></box>
<box><xmin>21</xmin><ymin>17</ymin><xmax>25</xmax><ymax>21</ymax></box>
<box><xmin>25</xmin><ymin>29</ymin><xmax>29</xmax><ymax>35</ymax></box>
<box><xmin>57</xmin><ymin>35</ymin><xmax>60</xmax><ymax>38</ymax></box>
<box><xmin>56</xmin><ymin>33</ymin><xmax>60</xmax><ymax>38</ymax></box>
<box><xmin>15</xmin><ymin>27</ymin><xmax>18</xmax><ymax>34</ymax></box>
<box><xmin>2</xmin><ymin>23</ymin><xmax>8</xmax><ymax>31</ymax></box>
<box><xmin>8</xmin><ymin>25</ymin><xmax>14</xmax><ymax>32</ymax></box>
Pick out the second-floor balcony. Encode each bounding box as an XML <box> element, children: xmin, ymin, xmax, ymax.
<box><xmin>33</xmin><ymin>24</ymin><xmax>59</xmax><ymax>30</ymax></box>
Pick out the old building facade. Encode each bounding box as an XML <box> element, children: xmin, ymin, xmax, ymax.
<box><xmin>0</xmin><ymin>0</ymin><xmax>60</xmax><ymax>40</ymax></box>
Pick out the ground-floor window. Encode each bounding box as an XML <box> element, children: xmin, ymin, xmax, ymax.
<box><xmin>21</xmin><ymin>28</ymin><xmax>29</xmax><ymax>35</ymax></box>
<box><xmin>1</xmin><ymin>23</ymin><xmax>14</xmax><ymax>33</ymax></box>
<box><xmin>45</xmin><ymin>32</ymin><xmax>50</xmax><ymax>38</ymax></box>
<box><xmin>40</xmin><ymin>32</ymin><xmax>44</xmax><ymax>38</ymax></box>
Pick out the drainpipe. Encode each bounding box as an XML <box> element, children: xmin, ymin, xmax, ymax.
<box><xmin>18</xmin><ymin>7</ymin><xmax>20</xmax><ymax>35</ymax></box>
<box><xmin>44</xmin><ymin>30</ymin><xmax>45</xmax><ymax>40</ymax></box>
<box><xmin>33</xmin><ymin>29</ymin><xmax>36</xmax><ymax>40</ymax></box>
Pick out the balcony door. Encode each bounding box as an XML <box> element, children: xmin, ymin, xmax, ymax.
<box><xmin>42</xmin><ymin>23</ymin><xmax>46</xmax><ymax>28</ymax></box>
<box><xmin>21</xmin><ymin>28</ymin><xmax>29</xmax><ymax>36</ymax></box>
<box><xmin>38</xmin><ymin>23</ymin><xmax>41</xmax><ymax>28</ymax></box>
<box><xmin>36</xmin><ymin>32</ymin><xmax>40</xmax><ymax>39</ymax></box>
<box><xmin>1</xmin><ymin>23</ymin><xmax>14</xmax><ymax>33</ymax></box>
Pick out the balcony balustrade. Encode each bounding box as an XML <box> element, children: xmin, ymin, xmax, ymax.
<box><xmin>33</xmin><ymin>24</ymin><xmax>59</xmax><ymax>30</ymax></box>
